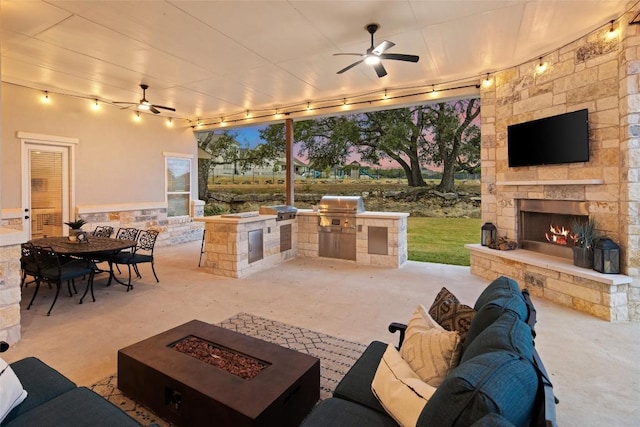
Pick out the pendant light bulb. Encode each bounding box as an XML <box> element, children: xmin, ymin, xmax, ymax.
<box><xmin>92</xmin><ymin>99</ymin><xmax>100</xmax><ymax>111</ymax></box>
<box><xmin>482</xmin><ymin>73</ymin><xmax>492</xmax><ymax>88</ymax></box>
<box><xmin>606</xmin><ymin>20</ymin><xmax>619</xmax><ymax>40</ymax></box>
<box><xmin>134</xmin><ymin>111</ymin><xmax>141</xmax><ymax>122</ymax></box>
<box><xmin>41</xmin><ymin>91</ymin><xmax>50</xmax><ymax>104</ymax></box>
<box><xmin>536</xmin><ymin>57</ymin><xmax>547</xmax><ymax>74</ymax></box>
<box><xmin>166</xmin><ymin>117</ymin><xmax>173</xmax><ymax>127</ymax></box>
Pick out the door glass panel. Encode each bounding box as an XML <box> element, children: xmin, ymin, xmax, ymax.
<box><xmin>30</xmin><ymin>151</ymin><xmax>63</xmax><ymax>238</ymax></box>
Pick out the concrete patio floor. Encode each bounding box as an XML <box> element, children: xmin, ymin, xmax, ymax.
<box><xmin>3</xmin><ymin>240</ymin><xmax>639</xmax><ymax>426</ymax></box>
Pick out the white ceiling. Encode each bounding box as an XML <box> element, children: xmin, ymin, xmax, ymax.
<box><xmin>0</xmin><ymin>0</ymin><xmax>629</xmax><ymax>126</ymax></box>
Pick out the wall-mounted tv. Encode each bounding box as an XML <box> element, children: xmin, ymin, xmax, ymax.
<box><xmin>507</xmin><ymin>109</ymin><xmax>589</xmax><ymax>167</ymax></box>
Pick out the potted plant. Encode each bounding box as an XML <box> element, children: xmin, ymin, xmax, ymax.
<box><xmin>64</xmin><ymin>218</ymin><xmax>87</xmax><ymax>242</ymax></box>
<box><xmin>570</xmin><ymin>218</ymin><xmax>598</xmax><ymax>268</ymax></box>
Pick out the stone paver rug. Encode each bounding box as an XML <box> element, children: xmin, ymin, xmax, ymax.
<box><xmin>91</xmin><ymin>313</ymin><xmax>368</xmax><ymax>427</ymax></box>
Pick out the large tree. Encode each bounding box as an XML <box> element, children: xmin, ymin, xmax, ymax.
<box><xmin>257</xmin><ymin>98</ymin><xmax>480</xmax><ymax>189</ymax></box>
<box><xmin>421</xmin><ymin>98</ymin><xmax>481</xmax><ymax>192</ymax></box>
<box><xmin>196</xmin><ymin>131</ymin><xmax>239</xmax><ymax>199</ymax></box>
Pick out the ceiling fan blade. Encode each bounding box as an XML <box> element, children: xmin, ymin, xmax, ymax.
<box><xmin>337</xmin><ymin>59</ymin><xmax>364</xmax><ymax>74</ymax></box>
<box><xmin>149</xmin><ymin>105</ymin><xmax>161</xmax><ymax>114</ymax></box>
<box><xmin>373</xmin><ymin>62</ymin><xmax>387</xmax><ymax>78</ymax></box>
<box><xmin>372</xmin><ymin>40</ymin><xmax>395</xmax><ymax>55</ymax></box>
<box><xmin>333</xmin><ymin>53</ymin><xmax>364</xmax><ymax>57</ymax></box>
<box><xmin>152</xmin><ymin>104</ymin><xmax>176</xmax><ymax>112</ymax></box>
<box><xmin>380</xmin><ymin>53</ymin><xmax>420</xmax><ymax>63</ymax></box>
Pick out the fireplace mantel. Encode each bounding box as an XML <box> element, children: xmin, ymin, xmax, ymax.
<box><xmin>497</xmin><ymin>179</ymin><xmax>604</xmax><ymax>186</ymax></box>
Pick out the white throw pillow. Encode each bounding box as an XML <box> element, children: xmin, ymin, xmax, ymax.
<box><xmin>400</xmin><ymin>304</ymin><xmax>462</xmax><ymax>387</ymax></box>
<box><xmin>0</xmin><ymin>357</ymin><xmax>28</xmax><ymax>423</ymax></box>
<box><xmin>371</xmin><ymin>344</ymin><xmax>437</xmax><ymax>427</ymax></box>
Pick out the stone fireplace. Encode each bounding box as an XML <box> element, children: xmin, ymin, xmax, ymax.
<box><xmin>518</xmin><ymin>199</ymin><xmax>589</xmax><ymax>259</ymax></box>
<box><xmin>469</xmin><ymin>14</ymin><xmax>639</xmax><ymax>322</ymax></box>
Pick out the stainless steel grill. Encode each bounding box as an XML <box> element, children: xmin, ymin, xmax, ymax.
<box><xmin>259</xmin><ymin>205</ymin><xmax>297</xmax><ymax>221</ymax></box>
<box><xmin>318</xmin><ymin>196</ymin><xmax>365</xmax><ymax>260</ymax></box>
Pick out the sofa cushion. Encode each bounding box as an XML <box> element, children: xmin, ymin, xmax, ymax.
<box><xmin>473</xmin><ymin>276</ymin><xmax>528</xmax><ymax>317</ymax></box>
<box><xmin>333</xmin><ymin>340</ymin><xmax>387</xmax><ymax>414</ymax></box>
<box><xmin>400</xmin><ymin>305</ymin><xmax>461</xmax><ymax>386</ymax></box>
<box><xmin>2</xmin><ymin>387</ymin><xmax>141</xmax><ymax>427</ymax></box>
<box><xmin>417</xmin><ymin>351</ymin><xmax>538</xmax><ymax>427</ymax></box>
<box><xmin>429</xmin><ymin>287</ymin><xmax>476</xmax><ymax>342</ymax></box>
<box><xmin>3</xmin><ymin>357</ymin><xmax>76</xmax><ymax>425</ymax></box>
<box><xmin>461</xmin><ymin>310</ymin><xmax>534</xmax><ymax>364</ymax></box>
<box><xmin>372</xmin><ymin>344</ymin><xmax>437</xmax><ymax>426</ymax></box>
<box><xmin>470</xmin><ymin>413</ymin><xmax>516</xmax><ymax>426</ymax></box>
<box><xmin>300</xmin><ymin>397</ymin><xmax>398</xmax><ymax>427</ymax></box>
<box><xmin>0</xmin><ymin>358</ymin><xmax>27</xmax><ymax>424</ymax></box>
<box><xmin>462</xmin><ymin>277</ymin><xmax>529</xmax><ymax>353</ymax></box>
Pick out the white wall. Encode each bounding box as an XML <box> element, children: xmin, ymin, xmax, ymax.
<box><xmin>1</xmin><ymin>83</ymin><xmax>197</xmax><ymax>210</ymax></box>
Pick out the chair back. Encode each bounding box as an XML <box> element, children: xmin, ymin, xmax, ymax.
<box><xmin>32</xmin><ymin>246</ymin><xmax>62</xmax><ymax>277</ymax></box>
<box><xmin>136</xmin><ymin>230</ymin><xmax>159</xmax><ymax>254</ymax></box>
<box><xmin>92</xmin><ymin>226</ymin><xmax>114</xmax><ymax>237</ymax></box>
<box><xmin>21</xmin><ymin>242</ymin><xmax>37</xmax><ymax>267</ymax></box>
<box><xmin>115</xmin><ymin>227</ymin><xmax>139</xmax><ymax>241</ymax></box>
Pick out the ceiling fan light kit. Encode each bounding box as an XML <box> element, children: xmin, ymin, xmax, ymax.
<box><xmin>334</xmin><ymin>23</ymin><xmax>419</xmax><ymax>78</ymax></box>
<box><xmin>114</xmin><ymin>84</ymin><xmax>176</xmax><ymax>115</ymax></box>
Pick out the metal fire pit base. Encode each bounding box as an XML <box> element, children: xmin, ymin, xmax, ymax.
<box><xmin>118</xmin><ymin>320</ymin><xmax>320</xmax><ymax>427</ymax></box>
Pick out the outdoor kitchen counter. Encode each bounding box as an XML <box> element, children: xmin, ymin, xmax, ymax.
<box><xmin>195</xmin><ymin>213</ymin><xmax>296</xmax><ymax>278</ymax></box>
<box><xmin>296</xmin><ymin>209</ymin><xmax>409</xmax><ymax>268</ymax></box>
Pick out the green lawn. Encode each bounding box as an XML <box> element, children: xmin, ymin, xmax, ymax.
<box><xmin>407</xmin><ymin>217</ymin><xmax>481</xmax><ymax>266</ymax></box>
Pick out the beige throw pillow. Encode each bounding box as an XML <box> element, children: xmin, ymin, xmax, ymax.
<box><xmin>372</xmin><ymin>344</ymin><xmax>437</xmax><ymax>427</ymax></box>
<box><xmin>400</xmin><ymin>304</ymin><xmax>462</xmax><ymax>387</ymax></box>
<box><xmin>0</xmin><ymin>357</ymin><xmax>28</xmax><ymax>423</ymax></box>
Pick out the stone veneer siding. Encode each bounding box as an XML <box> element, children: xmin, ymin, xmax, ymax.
<box><xmin>477</xmin><ymin>14</ymin><xmax>639</xmax><ymax>321</ymax></box>
<box><xmin>0</xmin><ymin>244</ymin><xmax>21</xmax><ymax>343</ymax></box>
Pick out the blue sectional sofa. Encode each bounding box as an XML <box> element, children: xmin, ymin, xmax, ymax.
<box><xmin>301</xmin><ymin>276</ymin><xmax>558</xmax><ymax>427</ymax></box>
<box><xmin>0</xmin><ymin>350</ymin><xmax>143</xmax><ymax>427</ymax></box>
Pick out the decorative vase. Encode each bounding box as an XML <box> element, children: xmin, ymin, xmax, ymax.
<box><xmin>69</xmin><ymin>229</ymin><xmax>82</xmax><ymax>242</ymax></box>
<box><xmin>572</xmin><ymin>246</ymin><xmax>593</xmax><ymax>269</ymax></box>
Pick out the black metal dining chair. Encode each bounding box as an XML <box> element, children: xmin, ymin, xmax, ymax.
<box><xmin>92</xmin><ymin>225</ymin><xmax>114</xmax><ymax>237</ymax></box>
<box><xmin>110</xmin><ymin>229</ymin><xmax>160</xmax><ymax>291</ymax></box>
<box><xmin>94</xmin><ymin>227</ymin><xmax>139</xmax><ymax>278</ymax></box>
<box><xmin>28</xmin><ymin>246</ymin><xmax>96</xmax><ymax>316</ymax></box>
<box><xmin>20</xmin><ymin>242</ymin><xmax>40</xmax><ymax>289</ymax></box>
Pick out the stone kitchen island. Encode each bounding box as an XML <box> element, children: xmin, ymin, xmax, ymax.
<box><xmin>195</xmin><ymin>212</ymin><xmax>297</xmax><ymax>278</ymax></box>
<box><xmin>196</xmin><ymin>207</ymin><xmax>409</xmax><ymax>278</ymax></box>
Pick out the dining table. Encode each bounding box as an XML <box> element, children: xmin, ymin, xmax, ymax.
<box><xmin>28</xmin><ymin>235</ymin><xmax>137</xmax><ymax>287</ymax></box>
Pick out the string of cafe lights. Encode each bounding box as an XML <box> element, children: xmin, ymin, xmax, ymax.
<box><xmin>11</xmin><ymin>6</ymin><xmax>631</xmax><ymax>130</ymax></box>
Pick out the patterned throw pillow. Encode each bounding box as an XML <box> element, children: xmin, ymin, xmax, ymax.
<box><xmin>429</xmin><ymin>287</ymin><xmax>476</xmax><ymax>342</ymax></box>
<box><xmin>400</xmin><ymin>305</ymin><xmax>462</xmax><ymax>387</ymax></box>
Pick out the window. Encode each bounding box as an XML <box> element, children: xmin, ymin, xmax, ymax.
<box><xmin>166</xmin><ymin>156</ymin><xmax>191</xmax><ymax>217</ymax></box>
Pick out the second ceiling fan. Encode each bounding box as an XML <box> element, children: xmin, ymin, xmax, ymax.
<box><xmin>334</xmin><ymin>23</ymin><xmax>419</xmax><ymax>78</ymax></box>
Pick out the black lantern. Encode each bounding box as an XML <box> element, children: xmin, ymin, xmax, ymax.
<box><xmin>593</xmin><ymin>238</ymin><xmax>620</xmax><ymax>274</ymax></box>
<box><xmin>481</xmin><ymin>222</ymin><xmax>497</xmax><ymax>247</ymax></box>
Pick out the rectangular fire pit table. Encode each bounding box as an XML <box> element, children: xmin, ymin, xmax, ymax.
<box><xmin>117</xmin><ymin>320</ymin><xmax>320</xmax><ymax>426</ymax></box>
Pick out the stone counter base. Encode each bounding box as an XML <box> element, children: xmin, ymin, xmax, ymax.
<box><xmin>466</xmin><ymin>244</ymin><xmax>633</xmax><ymax>321</ymax></box>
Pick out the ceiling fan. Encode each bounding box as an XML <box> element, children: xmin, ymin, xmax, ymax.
<box><xmin>114</xmin><ymin>84</ymin><xmax>176</xmax><ymax>114</ymax></box>
<box><xmin>334</xmin><ymin>23</ymin><xmax>419</xmax><ymax>78</ymax></box>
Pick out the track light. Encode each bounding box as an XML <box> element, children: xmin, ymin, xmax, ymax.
<box><xmin>306</xmin><ymin>102</ymin><xmax>311</xmax><ymax>111</ymax></box>
<box><xmin>166</xmin><ymin>117</ymin><xmax>173</xmax><ymax>127</ymax></box>
<box><xmin>91</xmin><ymin>99</ymin><xmax>100</xmax><ymax>111</ymax></box>
<box><xmin>41</xmin><ymin>91</ymin><xmax>50</xmax><ymax>104</ymax></box>
<box><xmin>246</xmin><ymin>110</ymin><xmax>251</xmax><ymax>118</ymax></box>
<box><xmin>133</xmin><ymin>111</ymin><xmax>141</xmax><ymax>122</ymax></box>
<box><xmin>383</xmin><ymin>89</ymin><xmax>388</xmax><ymax>99</ymax></box>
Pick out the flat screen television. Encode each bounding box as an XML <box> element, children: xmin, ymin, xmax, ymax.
<box><xmin>507</xmin><ymin>109</ymin><xmax>589</xmax><ymax>167</ymax></box>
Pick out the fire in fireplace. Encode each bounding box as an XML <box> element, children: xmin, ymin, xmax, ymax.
<box><xmin>518</xmin><ymin>199</ymin><xmax>589</xmax><ymax>259</ymax></box>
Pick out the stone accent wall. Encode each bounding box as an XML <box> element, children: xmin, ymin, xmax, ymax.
<box><xmin>78</xmin><ymin>205</ymin><xmax>203</xmax><ymax>247</ymax></box>
<box><xmin>0</xmin><ymin>244</ymin><xmax>21</xmax><ymax>344</ymax></box>
<box><xmin>478</xmin><ymin>15</ymin><xmax>640</xmax><ymax>321</ymax></box>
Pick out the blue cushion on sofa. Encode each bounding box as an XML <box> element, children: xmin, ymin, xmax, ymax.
<box><xmin>462</xmin><ymin>277</ymin><xmax>529</xmax><ymax>353</ymax></box>
<box><xmin>3</xmin><ymin>357</ymin><xmax>76</xmax><ymax>425</ymax></box>
<box><xmin>417</xmin><ymin>351</ymin><xmax>538</xmax><ymax>427</ymax></box>
<box><xmin>333</xmin><ymin>340</ymin><xmax>387</xmax><ymax>414</ymax></box>
<box><xmin>460</xmin><ymin>311</ymin><xmax>534</xmax><ymax>364</ymax></box>
<box><xmin>301</xmin><ymin>397</ymin><xmax>398</xmax><ymax>427</ymax></box>
<box><xmin>474</xmin><ymin>276</ymin><xmax>527</xmax><ymax>315</ymax></box>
